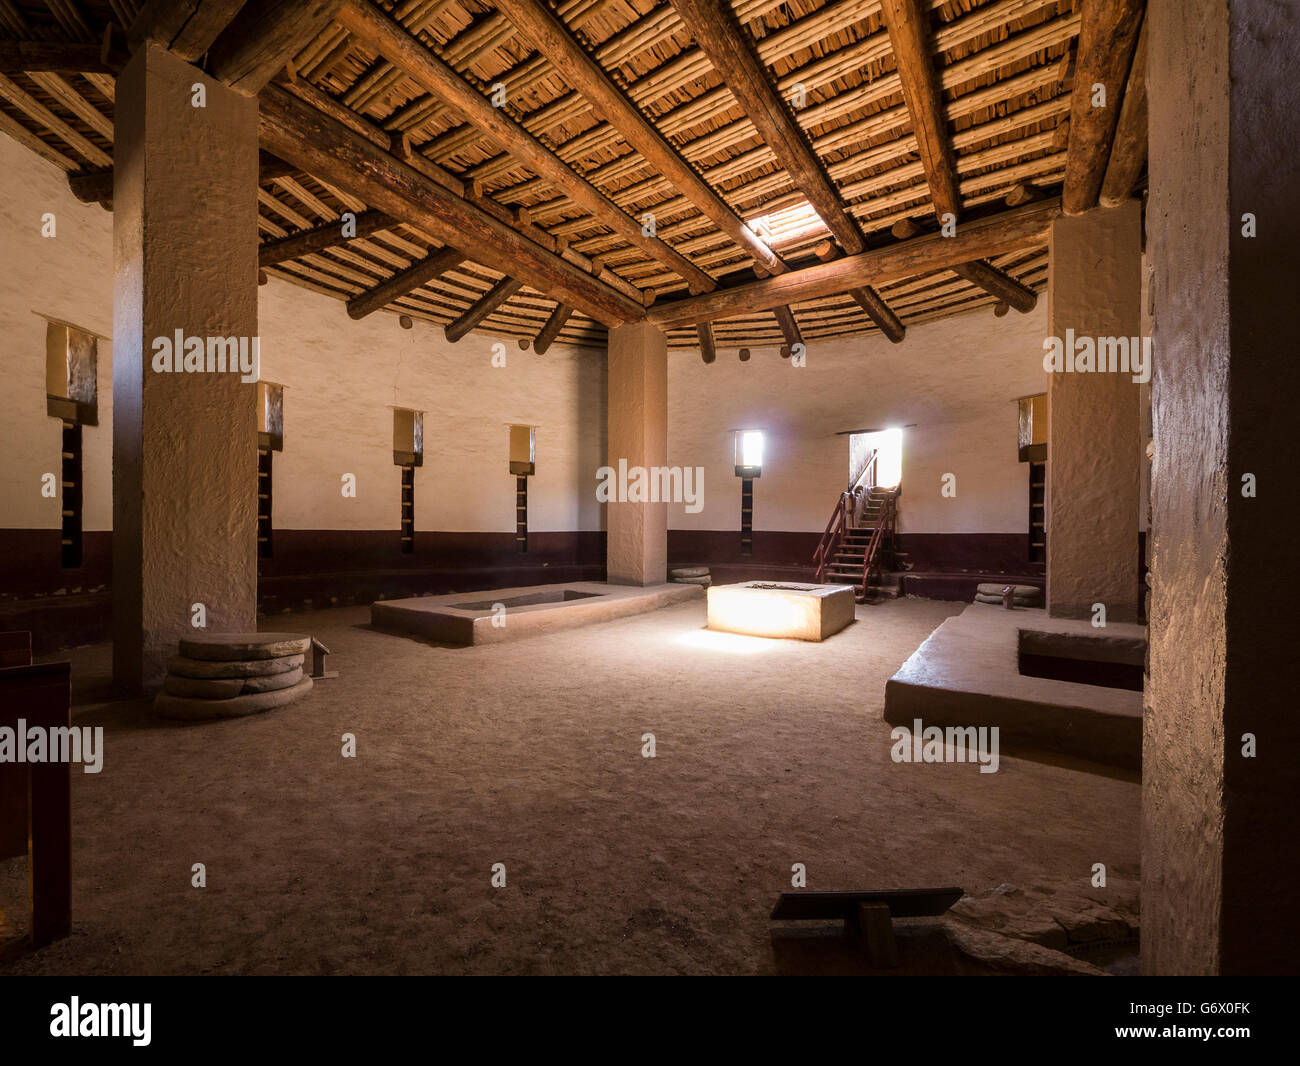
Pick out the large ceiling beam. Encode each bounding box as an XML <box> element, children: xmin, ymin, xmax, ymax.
<box><xmin>878</xmin><ymin>0</ymin><xmax>1036</xmax><ymax>312</ymax></box>
<box><xmin>493</xmin><ymin>0</ymin><xmax>787</xmax><ymax>275</ymax></box>
<box><xmin>258</xmin><ymin>84</ymin><xmax>645</xmax><ymax>326</ymax></box>
<box><xmin>878</xmin><ymin>0</ymin><xmax>961</xmax><ymax>223</ymax></box>
<box><xmin>70</xmin><ymin>153</ymin><xmax>301</xmax><ymax>209</ymax></box>
<box><xmin>1098</xmin><ymin>11</ymin><xmax>1149</xmax><ymax>208</ymax></box>
<box><xmin>815</xmin><ymin>240</ymin><xmax>906</xmax><ymax>343</ymax></box>
<box><xmin>1063</xmin><ymin>0</ymin><xmax>1145</xmax><ymax>215</ymax></box>
<box><xmin>208</xmin><ymin>0</ymin><xmax>347</xmax><ymax>96</ymax></box>
<box><xmin>347</xmin><ymin>245</ymin><xmax>464</xmax><ymax>319</ymax></box>
<box><xmin>260</xmin><ymin>209</ymin><xmax>396</xmax><ymax>267</ymax></box>
<box><xmin>0</xmin><ymin>41</ymin><xmax>114</xmax><ymax>73</ymax></box>
<box><xmin>647</xmin><ymin>198</ymin><xmax>1060</xmax><ymax>328</ymax></box>
<box><xmin>445</xmin><ymin>277</ymin><xmax>524</xmax><ymax>343</ymax></box>
<box><xmin>128</xmin><ymin>0</ymin><xmax>249</xmax><ymax>61</ymax></box>
<box><xmin>668</xmin><ymin>0</ymin><xmax>864</xmax><ymax>256</ymax></box>
<box><xmin>336</xmin><ymin>0</ymin><xmax>716</xmax><ymax>294</ymax></box>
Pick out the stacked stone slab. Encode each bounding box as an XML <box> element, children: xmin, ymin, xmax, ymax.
<box><xmin>974</xmin><ymin>583</ymin><xmax>1043</xmax><ymax>607</ymax></box>
<box><xmin>670</xmin><ymin>565</ymin><xmax>711</xmax><ymax>588</ymax></box>
<box><xmin>154</xmin><ymin>633</ymin><xmax>314</xmax><ymax>719</ymax></box>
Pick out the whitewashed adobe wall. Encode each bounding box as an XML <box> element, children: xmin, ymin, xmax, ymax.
<box><xmin>0</xmin><ymin>135</ymin><xmax>605</xmax><ymax>536</ymax></box>
<box><xmin>666</xmin><ymin>303</ymin><xmax>1050</xmax><ymax>534</ymax></box>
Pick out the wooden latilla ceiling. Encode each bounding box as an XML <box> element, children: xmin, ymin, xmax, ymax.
<box><xmin>0</xmin><ymin>0</ymin><xmax>1148</xmax><ymax>353</ymax></box>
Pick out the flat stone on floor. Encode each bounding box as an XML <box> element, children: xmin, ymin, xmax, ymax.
<box><xmin>706</xmin><ymin>581</ymin><xmax>856</xmax><ymax>641</ymax></box>
<box><xmin>178</xmin><ymin>633</ymin><xmax>312</xmax><ymax>661</ymax></box>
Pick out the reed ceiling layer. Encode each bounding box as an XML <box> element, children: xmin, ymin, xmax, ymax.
<box><xmin>0</xmin><ymin>0</ymin><xmax>1146</xmax><ymax>351</ymax></box>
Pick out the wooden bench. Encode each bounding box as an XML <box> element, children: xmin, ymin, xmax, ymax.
<box><xmin>0</xmin><ymin>630</ymin><xmax>72</xmax><ymax>946</ymax></box>
<box><xmin>771</xmin><ymin>887</ymin><xmax>964</xmax><ymax>968</ymax></box>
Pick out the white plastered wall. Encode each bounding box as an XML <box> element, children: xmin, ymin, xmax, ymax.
<box><xmin>0</xmin><ymin>135</ymin><xmax>605</xmax><ymax>537</ymax></box>
<box><xmin>667</xmin><ymin>302</ymin><xmax>1051</xmax><ymax>534</ymax></box>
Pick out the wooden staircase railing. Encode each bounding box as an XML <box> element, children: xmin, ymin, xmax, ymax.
<box><xmin>813</xmin><ymin>450</ymin><xmax>877</xmax><ymax>583</ymax></box>
<box><xmin>855</xmin><ymin>489</ymin><xmax>898</xmax><ymax>602</ymax></box>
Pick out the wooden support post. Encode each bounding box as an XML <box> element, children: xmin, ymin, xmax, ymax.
<box><xmin>854</xmin><ymin>901</ymin><xmax>900</xmax><ymax>969</ymax></box>
<box><xmin>0</xmin><ymin>660</ymin><xmax>72</xmax><ymax>945</ymax></box>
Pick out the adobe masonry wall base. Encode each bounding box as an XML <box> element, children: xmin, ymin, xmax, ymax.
<box><xmin>706</xmin><ymin>581</ymin><xmax>856</xmax><ymax>642</ymax></box>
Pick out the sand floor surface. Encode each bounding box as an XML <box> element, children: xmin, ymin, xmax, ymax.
<box><xmin>0</xmin><ymin>596</ymin><xmax>1140</xmax><ymax>975</ymax></box>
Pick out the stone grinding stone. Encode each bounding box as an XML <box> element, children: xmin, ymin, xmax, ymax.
<box><xmin>168</xmin><ymin>653</ymin><xmax>305</xmax><ymax>679</ymax></box>
<box><xmin>670</xmin><ymin>566</ymin><xmax>710</xmax><ymax>578</ymax></box>
<box><xmin>976</xmin><ymin>583</ymin><xmax>1042</xmax><ymax>599</ymax></box>
<box><xmin>240</xmin><ymin>666</ymin><xmax>304</xmax><ymax>693</ymax></box>
<box><xmin>178</xmin><ymin>633</ymin><xmax>312</xmax><ymax>661</ymax></box>
<box><xmin>975</xmin><ymin>593</ymin><xmax>1040</xmax><ymax>606</ymax></box>
<box><xmin>155</xmin><ymin>676</ymin><xmax>314</xmax><ymax>720</ymax></box>
<box><xmin>164</xmin><ymin>674</ymin><xmax>244</xmax><ymax>699</ymax></box>
<box><xmin>672</xmin><ymin>575</ymin><xmax>712</xmax><ymax>587</ymax></box>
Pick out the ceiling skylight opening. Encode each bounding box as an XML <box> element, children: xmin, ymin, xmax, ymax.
<box><xmin>746</xmin><ymin>200</ymin><xmax>829</xmax><ymax>248</ymax></box>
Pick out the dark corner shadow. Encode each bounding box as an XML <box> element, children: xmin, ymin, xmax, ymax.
<box><xmin>769</xmin><ymin>923</ymin><xmax>1000</xmax><ymax>976</ymax></box>
<box><xmin>999</xmin><ymin>745</ymin><xmax>1141</xmax><ymax>784</ymax></box>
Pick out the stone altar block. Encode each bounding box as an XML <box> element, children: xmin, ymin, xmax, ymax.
<box><xmin>706</xmin><ymin>581</ymin><xmax>856</xmax><ymax>641</ymax></box>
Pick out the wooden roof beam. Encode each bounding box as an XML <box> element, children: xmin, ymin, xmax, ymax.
<box><xmin>534</xmin><ymin>302</ymin><xmax>575</xmax><ymax>355</ymax></box>
<box><xmin>1063</xmin><ymin>0</ymin><xmax>1145</xmax><ymax>215</ymax></box>
<box><xmin>346</xmin><ymin>246</ymin><xmax>464</xmax><ymax>319</ymax></box>
<box><xmin>336</xmin><ymin>1</ymin><xmax>715</xmax><ymax>293</ymax></box>
<box><xmin>951</xmin><ymin>261</ymin><xmax>1036</xmax><ymax>313</ymax></box>
<box><xmin>814</xmin><ymin>240</ymin><xmax>906</xmax><ymax>343</ymax></box>
<box><xmin>696</xmin><ymin>321</ymin><xmax>717</xmax><ymax>364</ymax></box>
<box><xmin>258</xmin><ymin>85</ymin><xmax>645</xmax><ymax>326</ymax></box>
<box><xmin>646</xmin><ymin>198</ymin><xmax>1060</xmax><ymax>328</ymax></box>
<box><xmin>128</xmin><ymin>0</ymin><xmax>249</xmax><ymax>60</ymax></box>
<box><xmin>849</xmin><ymin>287</ymin><xmax>906</xmax><ymax>343</ymax></box>
<box><xmin>1098</xmin><ymin>11</ymin><xmax>1149</xmax><ymax>208</ymax></box>
<box><xmin>445</xmin><ymin>277</ymin><xmax>524</xmax><ymax>343</ymax></box>
<box><xmin>71</xmin><ymin>152</ymin><xmax>301</xmax><ymax>209</ymax></box>
<box><xmin>493</xmin><ymin>0</ymin><xmax>787</xmax><ymax>276</ymax></box>
<box><xmin>669</xmin><ymin>0</ymin><xmax>865</xmax><ymax>256</ymax></box>
<box><xmin>0</xmin><ymin>40</ymin><xmax>114</xmax><ymax>73</ymax></box>
<box><xmin>773</xmin><ymin>305</ymin><xmax>804</xmax><ymax>358</ymax></box>
<box><xmin>208</xmin><ymin>0</ymin><xmax>348</xmax><ymax>96</ymax></box>
<box><xmin>878</xmin><ymin>0</ymin><xmax>1036</xmax><ymax>312</ymax></box>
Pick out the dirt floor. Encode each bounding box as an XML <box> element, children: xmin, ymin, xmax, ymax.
<box><xmin>0</xmin><ymin>596</ymin><xmax>1140</xmax><ymax>975</ymax></box>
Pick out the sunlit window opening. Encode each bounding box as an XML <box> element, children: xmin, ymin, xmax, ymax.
<box><xmin>739</xmin><ymin>429</ymin><xmax>764</xmax><ymax>468</ymax></box>
<box><xmin>859</xmin><ymin>427</ymin><xmax>903</xmax><ymax>487</ymax></box>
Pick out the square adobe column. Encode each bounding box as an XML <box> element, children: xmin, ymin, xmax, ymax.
<box><xmin>606</xmin><ymin>321</ymin><xmax>668</xmax><ymax>585</ymax></box>
<box><xmin>1045</xmin><ymin>199</ymin><xmax>1142</xmax><ymax>622</ymax></box>
<box><xmin>112</xmin><ymin>43</ymin><xmax>259</xmax><ymax>692</ymax></box>
<box><xmin>1142</xmin><ymin>0</ymin><xmax>1300</xmax><ymax>975</ymax></box>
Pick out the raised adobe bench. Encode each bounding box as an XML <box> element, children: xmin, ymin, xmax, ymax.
<box><xmin>706</xmin><ymin>581</ymin><xmax>855</xmax><ymax>641</ymax></box>
<box><xmin>885</xmin><ymin>604</ymin><xmax>1143</xmax><ymax>769</ymax></box>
